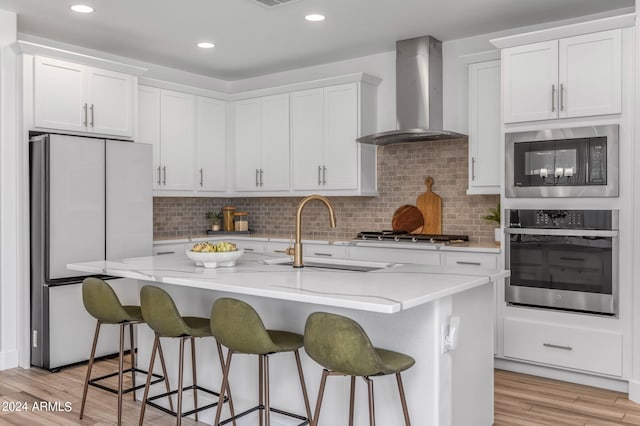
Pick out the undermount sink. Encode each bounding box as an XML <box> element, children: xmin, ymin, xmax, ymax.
<box><xmin>261</xmin><ymin>256</ymin><xmax>397</xmax><ymax>272</ymax></box>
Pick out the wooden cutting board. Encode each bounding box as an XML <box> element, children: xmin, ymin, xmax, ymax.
<box><xmin>391</xmin><ymin>205</ymin><xmax>424</xmax><ymax>233</ymax></box>
<box><xmin>416</xmin><ymin>177</ymin><xmax>442</xmax><ymax>234</ymax></box>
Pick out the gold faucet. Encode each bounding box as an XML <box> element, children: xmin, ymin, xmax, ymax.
<box><xmin>286</xmin><ymin>194</ymin><xmax>337</xmax><ymax>267</ymax></box>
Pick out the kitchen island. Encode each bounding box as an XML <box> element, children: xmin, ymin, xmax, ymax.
<box><xmin>68</xmin><ymin>252</ymin><xmax>508</xmax><ymax>426</ymax></box>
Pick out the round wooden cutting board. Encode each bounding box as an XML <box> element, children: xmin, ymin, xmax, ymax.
<box><xmin>416</xmin><ymin>176</ymin><xmax>442</xmax><ymax>234</ymax></box>
<box><xmin>391</xmin><ymin>205</ymin><xmax>424</xmax><ymax>233</ymax></box>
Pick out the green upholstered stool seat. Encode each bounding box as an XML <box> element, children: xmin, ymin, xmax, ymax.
<box><xmin>138</xmin><ymin>285</ymin><xmax>232</xmax><ymax>426</ymax></box>
<box><xmin>210</xmin><ymin>297</ymin><xmax>312</xmax><ymax>426</ymax></box>
<box><xmin>304</xmin><ymin>312</ymin><xmax>414</xmax><ymax>426</ymax></box>
<box><xmin>79</xmin><ymin>277</ymin><xmax>167</xmax><ymax>426</ymax></box>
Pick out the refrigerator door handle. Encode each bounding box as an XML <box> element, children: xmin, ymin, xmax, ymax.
<box><xmin>83</xmin><ymin>103</ymin><xmax>88</xmax><ymax>127</ymax></box>
<box><xmin>90</xmin><ymin>104</ymin><xmax>95</xmax><ymax>127</ymax></box>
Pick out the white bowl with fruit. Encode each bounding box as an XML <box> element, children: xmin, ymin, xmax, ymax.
<box><xmin>186</xmin><ymin>241</ymin><xmax>244</xmax><ymax>268</ymax></box>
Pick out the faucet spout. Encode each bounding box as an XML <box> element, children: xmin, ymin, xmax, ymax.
<box><xmin>289</xmin><ymin>195</ymin><xmax>337</xmax><ymax>268</ymax></box>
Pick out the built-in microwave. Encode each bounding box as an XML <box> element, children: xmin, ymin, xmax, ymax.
<box><xmin>505</xmin><ymin>124</ymin><xmax>618</xmax><ymax>197</ymax></box>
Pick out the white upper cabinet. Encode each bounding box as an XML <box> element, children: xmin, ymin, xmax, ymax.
<box><xmin>292</xmin><ymin>82</ymin><xmax>375</xmax><ymax>193</ymax></box>
<box><xmin>159</xmin><ymin>90</ymin><xmax>195</xmax><ymax>191</ymax></box>
<box><xmin>34</xmin><ymin>56</ymin><xmax>134</xmax><ymax>137</ymax></box>
<box><xmin>468</xmin><ymin>60</ymin><xmax>501</xmax><ymax>195</ymax></box>
<box><xmin>502</xmin><ymin>29</ymin><xmax>621</xmax><ymax>123</ymax></box>
<box><xmin>558</xmin><ymin>30</ymin><xmax>622</xmax><ymax>118</ymax></box>
<box><xmin>234</xmin><ymin>94</ymin><xmax>290</xmax><ymax>192</ymax></box>
<box><xmin>196</xmin><ymin>97</ymin><xmax>226</xmax><ymax>192</ymax></box>
<box><xmin>137</xmin><ymin>86</ymin><xmax>162</xmax><ymax>189</ymax></box>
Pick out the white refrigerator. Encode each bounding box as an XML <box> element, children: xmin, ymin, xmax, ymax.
<box><xmin>30</xmin><ymin>134</ymin><xmax>152</xmax><ymax>370</ymax></box>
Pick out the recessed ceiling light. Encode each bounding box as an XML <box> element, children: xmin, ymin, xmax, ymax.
<box><xmin>197</xmin><ymin>42</ymin><xmax>216</xmax><ymax>49</ymax></box>
<box><xmin>305</xmin><ymin>14</ymin><xmax>325</xmax><ymax>22</ymax></box>
<box><xmin>70</xmin><ymin>4</ymin><xmax>94</xmax><ymax>13</ymax></box>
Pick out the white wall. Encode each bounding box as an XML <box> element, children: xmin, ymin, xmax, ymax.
<box><xmin>0</xmin><ymin>8</ymin><xmax>19</xmax><ymax>370</ymax></box>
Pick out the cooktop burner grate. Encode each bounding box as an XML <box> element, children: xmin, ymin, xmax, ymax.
<box><xmin>356</xmin><ymin>231</ymin><xmax>469</xmax><ymax>244</ymax></box>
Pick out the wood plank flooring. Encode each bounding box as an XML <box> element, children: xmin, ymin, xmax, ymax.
<box><xmin>1</xmin><ymin>359</ymin><xmax>640</xmax><ymax>425</ymax></box>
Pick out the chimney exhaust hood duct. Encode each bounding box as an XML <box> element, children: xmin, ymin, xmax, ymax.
<box><xmin>357</xmin><ymin>35</ymin><xmax>465</xmax><ymax>145</ymax></box>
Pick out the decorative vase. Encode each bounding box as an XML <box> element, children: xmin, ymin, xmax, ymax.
<box><xmin>494</xmin><ymin>227</ymin><xmax>501</xmax><ymax>245</ymax></box>
<box><xmin>212</xmin><ymin>223</ymin><xmax>221</xmax><ymax>231</ymax></box>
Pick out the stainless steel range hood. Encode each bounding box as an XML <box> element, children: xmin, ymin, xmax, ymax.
<box><xmin>357</xmin><ymin>35</ymin><xmax>465</xmax><ymax>145</ymax></box>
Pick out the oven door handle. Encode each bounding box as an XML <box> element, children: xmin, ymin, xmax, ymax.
<box><xmin>505</xmin><ymin>228</ymin><xmax>618</xmax><ymax>237</ymax></box>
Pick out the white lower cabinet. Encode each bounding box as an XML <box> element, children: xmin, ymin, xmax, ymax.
<box><xmin>303</xmin><ymin>244</ymin><xmax>348</xmax><ymax>259</ymax></box>
<box><xmin>503</xmin><ymin>317</ymin><xmax>622</xmax><ymax>377</ymax></box>
<box><xmin>443</xmin><ymin>251</ymin><xmax>498</xmax><ymax>269</ymax></box>
<box><xmin>348</xmin><ymin>246</ymin><xmax>442</xmax><ymax>265</ymax></box>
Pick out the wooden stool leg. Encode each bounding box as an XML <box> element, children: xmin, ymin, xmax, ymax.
<box><xmin>294</xmin><ymin>349</ymin><xmax>313</xmax><ymax>422</ymax></box>
<box><xmin>138</xmin><ymin>334</ymin><xmax>159</xmax><ymax>426</ymax></box>
<box><xmin>311</xmin><ymin>369</ymin><xmax>329</xmax><ymax>426</ymax></box>
<box><xmin>214</xmin><ymin>350</ymin><xmax>233</xmax><ymax>426</ymax></box>
<box><xmin>349</xmin><ymin>376</ymin><xmax>356</xmax><ymax>426</ymax></box>
<box><xmin>80</xmin><ymin>320</ymin><xmax>101</xmax><ymax>419</ymax></box>
<box><xmin>117</xmin><ymin>323</ymin><xmax>126</xmax><ymax>426</ymax></box>
<box><xmin>129</xmin><ymin>323</ymin><xmax>136</xmax><ymax>401</ymax></box>
<box><xmin>264</xmin><ymin>355</ymin><xmax>271</xmax><ymax>426</ymax></box>
<box><xmin>364</xmin><ymin>377</ymin><xmax>375</xmax><ymax>426</ymax></box>
<box><xmin>259</xmin><ymin>355</ymin><xmax>264</xmax><ymax>426</ymax></box>
<box><xmin>396</xmin><ymin>373</ymin><xmax>411</xmax><ymax>426</ymax></box>
<box><xmin>157</xmin><ymin>338</ymin><xmax>174</xmax><ymax>411</ymax></box>
<box><xmin>190</xmin><ymin>337</ymin><xmax>198</xmax><ymax>422</ymax></box>
<box><xmin>177</xmin><ymin>337</ymin><xmax>186</xmax><ymax>426</ymax></box>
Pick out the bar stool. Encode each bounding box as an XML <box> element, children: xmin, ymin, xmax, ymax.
<box><xmin>210</xmin><ymin>297</ymin><xmax>313</xmax><ymax>426</ymax></box>
<box><xmin>304</xmin><ymin>312</ymin><xmax>415</xmax><ymax>426</ymax></box>
<box><xmin>138</xmin><ymin>285</ymin><xmax>234</xmax><ymax>426</ymax></box>
<box><xmin>79</xmin><ymin>277</ymin><xmax>171</xmax><ymax>426</ymax></box>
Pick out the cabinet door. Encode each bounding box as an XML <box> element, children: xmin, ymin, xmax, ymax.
<box><xmin>138</xmin><ymin>86</ymin><xmax>162</xmax><ymax>189</ymax></box>
<box><xmin>34</xmin><ymin>56</ymin><xmax>87</xmax><ymax>132</ymax></box>
<box><xmin>86</xmin><ymin>67</ymin><xmax>133</xmax><ymax>137</ymax></box>
<box><xmin>468</xmin><ymin>60</ymin><xmax>501</xmax><ymax>194</ymax></box>
<box><xmin>559</xmin><ymin>29</ymin><xmax>622</xmax><ymax>118</ymax></box>
<box><xmin>260</xmin><ymin>94</ymin><xmax>290</xmax><ymax>191</ymax></box>
<box><xmin>323</xmin><ymin>83</ymin><xmax>359</xmax><ymax>189</ymax></box>
<box><xmin>196</xmin><ymin>97</ymin><xmax>226</xmax><ymax>192</ymax></box>
<box><xmin>291</xmin><ymin>88</ymin><xmax>324</xmax><ymax>190</ymax></box>
<box><xmin>502</xmin><ymin>41</ymin><xmax>558</xmax><ymax>123</ymax></box>
<box><xmin>160</xmin><ymin>90</ymin><xmax>194</xmax><ymax>191</ymax></box>
<box><xmin>234</xmin><ymin>99</ymin><xmax>262</xmax><ymax>191</ymax></box>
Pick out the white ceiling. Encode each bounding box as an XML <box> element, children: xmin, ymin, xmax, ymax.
<box><xmin>0</xmin><ymin>0</ymin><xmax>634</xmax><ymax>80</ymax></box>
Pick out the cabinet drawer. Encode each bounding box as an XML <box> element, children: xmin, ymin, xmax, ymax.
<box><xmin>304</xmin><ymin>244</ymin><xmax>348</xmax><ymax>258</ymax></box>
<box><xmin>349</xmin><ymin>246</ymin><xmax>441</xmax><ymax>265</ymax></box>
<box><xmin>153</xmin><ymin>243</ymin><xmax>186</xmax><ymax>256</ymax></box>
<box><xmin>503</xmin><ymin>317</ymin><xmax>622</xmax><ymax>376</ymax></box>
<box><xmin>444</xmin><ymin>252</ymin><xmax>497</xmax><ymax>269</ymax></box>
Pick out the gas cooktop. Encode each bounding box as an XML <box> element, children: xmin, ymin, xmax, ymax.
<box><xmin>355</xmin><ymin>231</ymin><xmax>469</xmax><ymax>244</ymax></box>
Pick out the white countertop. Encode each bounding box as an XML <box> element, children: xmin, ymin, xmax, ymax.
<box><xmin>68</xmin><ymin>252</ymin><xmax>508</xmax><ymax>314</ymax></box>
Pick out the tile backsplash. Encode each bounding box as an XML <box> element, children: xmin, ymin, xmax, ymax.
<box><xmin>154</xmin><ymin>138</ymin><xmax>500</xmax><ymax>245</ymax></box>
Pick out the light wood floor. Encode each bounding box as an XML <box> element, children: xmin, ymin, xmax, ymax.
<box><xmin>2</xmin><ymin>358</ymin><xmax>640</xmax><ymax>425</ymax></box>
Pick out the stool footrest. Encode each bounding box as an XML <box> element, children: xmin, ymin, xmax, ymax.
<box><xmin>145</xmin><ymin>385</ymin><xmax>229</xmax><ymax>418</ymax></box>
<box><xmin>219</xmin><ymin>404</ymin><xmax>309</xmax><ymax>426</ymax></box>
<box><xmin>88</xmin><ymin>367</ymin><xmax>164</xmax><ymax>395</ymax></box>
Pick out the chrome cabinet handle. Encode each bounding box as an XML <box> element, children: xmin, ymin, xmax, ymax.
<box><xmin>90</xmin><ymin>104</ymin><xmax>95</xmax><ymax>127</ymax></box>
<box><xmin>200</xmin><ymin>168</ymin><xmax>203</xmax><ymax>186</ymax></box>
<box><xmin>162</xmin><ymin>166</ymin><xmax>166</xmax><ymax>185</ymax></box>
<box><xmin>243</xmin><ymin>248</ymin><xmax>255</xmax><ymax>252</ymax></box>
<box><xmin>256</xmin><ymin>169</ymin><xmax>259</xmax><ymax>187</ymax></box>
<box><xmin>543</xmin><ymin>343</ymin><xmax>572</xmax><ymax>351</ymax></box>
<box><xmin>156</xmin><ymin>251</ymin><xmax>175</xmax><ymax>255</ymax></box>
<box><xmin>551</xmin><ymin>84</ymin><xmax>556</xmax><ymax>112</ymax></box>
<box><xmin>83</xmin><ymin>103</ymin><xmax>88</xmax><ymax>126</ymax></box>
<box><xmin>456</xmin><ymin>261</ymin><xmax>481</xmax><ymax>266</ymax></box>
<box><xmin>157</xmin><ymin>166</ymin><xmax>161</xmax><ymax>186</ymax></box>
<box><xmin>560</xmin><ymin>83</ymin><xmax>565</xmax><ymax>111</ymax></box>
<box><xmin>314</xmin><ymin>252</ymin><xmax>333</xmax><ymax>257</ymax></box>
<box><xmin>471</xmin><ymin>157</ymin><xmax>476</xmax><ymax>181</ymax></box>
<box><xmin>323</xmin><ymin>166</ymin><xmax>327</xmax><ymax>185</ymax></box>
<box><xmin>260</xmin><ymin>169</ymin><xmax>264</xmax><ymax>187</ymax></box>
<box><xmin>318</xmin><ymin>166</ymin><xmax>322</xmax><ymax>185</ymax></box>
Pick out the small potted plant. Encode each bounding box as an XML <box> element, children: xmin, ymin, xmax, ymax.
<box><xmin>206</xmin><ymin>210</ymin><xmax>223</xmax><ymax>231</ymax></box>
<box><xmin>481</xmin><ymin>202</ymin><xmax>501</xmax><ymax>244</ymax></box>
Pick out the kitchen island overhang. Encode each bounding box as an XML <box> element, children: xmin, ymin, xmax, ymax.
<box><xmin>68</xmin><ymin>252</ymin><xmax>508</xmax><ymax>426</ymax></box>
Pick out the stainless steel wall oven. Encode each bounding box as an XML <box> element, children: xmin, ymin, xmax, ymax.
<box><xmin>505</xmin><ymin>125</ymin><xmax>618</xmax><ymax>198</ymax></box>
<box><xmin>505</xmin><ymin>209</ymin><xmax>618</xmax><ymax>316</ymax></box>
